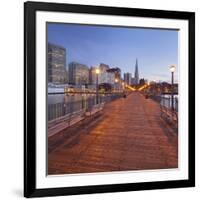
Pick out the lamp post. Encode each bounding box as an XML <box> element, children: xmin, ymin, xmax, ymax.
<box><xmin>115</xmin><ymin>78</ymin><xmax>118</xmax><ymax>93</ymax></box>
<box><xmin>95</xmin><ymin>68</ymin><xmax>100</xmax><ymax>104</ymax></box>
<box><xmin>122</xmin><ymin>81</ymin><xmax>125</xmax><ymax>92</ymax></box>
<box><xmin>170</xmin><ymin>65</ymin><xmax>175</xmax><ymax>111</ymax></box>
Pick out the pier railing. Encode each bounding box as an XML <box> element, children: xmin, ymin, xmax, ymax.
<box><xmin>148</xmin><ymin>94</ymin><xmax>178</xmax><ymax>129</ymax></box>
<box><xmin>160</xmin><ymin>96</ymin><xmax>178</xmax><ymax>130</ymax></box>
<box><xmin>48</xmin><ymin>91</ymin><xmax>124</xmax><ymax>128</ymax></box>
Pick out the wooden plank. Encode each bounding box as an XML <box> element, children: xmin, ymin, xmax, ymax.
<box><xmin>48</xmin><ymin>92</ymin><xmax>178</xmax><ymax>175</ymax></box>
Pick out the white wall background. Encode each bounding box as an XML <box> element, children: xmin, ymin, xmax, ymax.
<box><xmin>0</xmin><ymin>0</ymin><xmax>199</xmax><ymax>199</ymax></box>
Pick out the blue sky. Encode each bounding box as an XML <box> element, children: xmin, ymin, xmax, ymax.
<box><xmin>48</xmin><ymin>23</ymin><xmax>178</xmax><ymax>83</ymax></box>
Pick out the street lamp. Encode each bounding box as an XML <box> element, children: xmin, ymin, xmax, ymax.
<box><xmin>121</xmin><ymin>81</ymin><xmax>125</xmax><ymax>92</ymax></box>
<box><xmin>170</xmin><ymin>65</ymin><xmax>175</xmax><ymax>111</ymax></box>
<box><xmin>95</xmin><ymin>68</ymin><xmax>100</xmax><ymax>104</ymax></box>
<box><xmin>115</xmin><ymin>78</ymin><xmax>118</xmax><ymax>92</ymax></box>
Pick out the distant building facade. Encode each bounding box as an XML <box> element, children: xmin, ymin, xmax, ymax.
<box><xmin>68</xmin><ymin>62</ymin><xmax>89</xmax><ymax>85</ymax></box>
<box><xmin>107</xmin><ymin>67</ymin><xmax>121</xmax><ymax>80</ymax></box>
<box><xmin>99</xmin><ymin>63</ymin><xmax>109</xmax><ymax>72</ymax></box>
<box><xmin>131</xmin><ymin>77</ymin><xmax>136</xmax><ymax>85</ymax></box>
<box><xmin>124</xmin><ymin>73</ymin><xmax>132</xmax><ymax>85</ymax></box>
<box><xmin>89</xmin><ymin>64</ymin><xmax>116</xmax><ymax>86</ymax></box>
<box><xmin>106</xmin><ymin>70</ymin><xmax>115</xmax><ymax>85</ymax></box>
<box><xmin>98</xmin><ymin>63</ymin><xmax>110</xmax><ymax>84</ymax></box>
<box><xmin>139</xmin><ymin>78</ymin><xmax>145</xmax><ymax>85</ymax></box>
<box><xmin>48</xmin><ymin>43</ymin><xmax>67</xmax><ymax>84</ymax></box>
<box><xmin>89</xmin><ymin>66</ymin><xmax>97</xmax><ymax>85</ymax></box>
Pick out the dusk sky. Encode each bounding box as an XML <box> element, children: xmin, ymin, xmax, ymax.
<box><xmin>48</xmin><ymin>23</ymin><xmax>178</xmax><ymax>83</ymax></box>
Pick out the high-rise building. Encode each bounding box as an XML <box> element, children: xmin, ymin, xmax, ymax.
<box><xmin>48</xmin><ymin>43</ymin><xmax>67</xmax><ymax>84</ymax></box>
<box><xmin>124</xmin><ymin>73</ymin><xmax>132</xmax><ymax>85</ymax></box>
<box><xmin>68</xmin><ymin>62</ymin><xmax>89</xmax><ymax>85</ymax></box>
<box><xmin>133</xmin><ymin>59</ymin><xmax>139</xmax><ymax>85</ymax></box>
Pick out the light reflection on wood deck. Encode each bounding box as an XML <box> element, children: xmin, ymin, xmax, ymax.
<box><xmin>48</xmin><ymin>92</ymin><xmax>178</xmax><ymax>175</ymax></box>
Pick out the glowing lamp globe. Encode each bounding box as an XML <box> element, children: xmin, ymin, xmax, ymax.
<box><xmin>170</xmin><ymin>65</ymin><xmax>176</xmax><ymax>73</ymax></box>
<box><xmin>95</xmin><ymin>68</ymin><xmax>100</xmax><ymax>74</ymax></box>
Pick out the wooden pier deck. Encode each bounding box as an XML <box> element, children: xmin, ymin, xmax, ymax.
<box><xmin>48</xmin><ymin>92</ymin><xmax>178</xmax><ymax>175</ymax></box>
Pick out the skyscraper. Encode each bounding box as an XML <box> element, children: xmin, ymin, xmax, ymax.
<box><xmin>68</xmin><ymin>62</ymin><xmax>89</xmax><ymax>85</ymax></box>
<box><xmin>134</xmin><ymin>59</ymin><xmax>139</xmax><ymax>85</ymax></box>
<box><xmin>48</xmin><ymin>43</ymin><xmax>67</xmax><ymax>84</ymax></box>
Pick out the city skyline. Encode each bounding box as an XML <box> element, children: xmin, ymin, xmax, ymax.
<box><xmin>48</xmin><ymin>23</ymin><xmax>178</xmax><ymax>83</ymax></box>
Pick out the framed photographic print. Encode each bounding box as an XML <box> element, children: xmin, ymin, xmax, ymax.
<box><xmin>24</xmin><ymin>1</ymin><xmax>195</xmax><ymax>198</ymax></box>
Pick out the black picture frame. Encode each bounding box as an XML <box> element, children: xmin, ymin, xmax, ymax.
<box><xmin>24</xmin><ymin>1</ymin><xmax>195</xmax><ymax>198</ymax></box>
